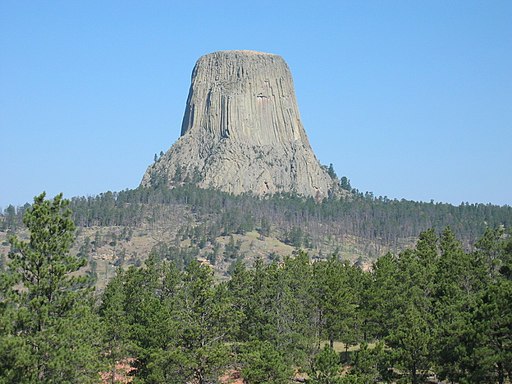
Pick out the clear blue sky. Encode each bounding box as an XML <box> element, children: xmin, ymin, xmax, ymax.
<box><xmin>1</xmin><ymin>1</ymin><xmax>511</xmax><ymax>209</ymax></box>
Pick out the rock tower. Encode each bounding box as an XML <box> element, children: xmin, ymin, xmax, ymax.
<box><xmin>141</xmin><ymin>50</ymin><xmax>338</xmax><ymax>198</ymax></box>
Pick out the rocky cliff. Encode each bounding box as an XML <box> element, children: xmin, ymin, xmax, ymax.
<box><xmin>141</xmin><ymin>50</ymin><xmax>338</xmax><ymax>198</ymax></box>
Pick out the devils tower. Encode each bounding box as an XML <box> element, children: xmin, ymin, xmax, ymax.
<box><xmin>141</xmin><ymin>50</ymin><xmax>338</xmax><ymax>198</ymax></box>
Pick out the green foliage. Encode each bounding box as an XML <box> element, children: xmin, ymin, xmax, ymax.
<box><xmin>0</xmin><ymin>193</ymin><xmax>102</xmax><ymax>383</ymax></box>
<box><xmin>339</xmin><ymin>176</ymin><xmax>351</xmax><ymax>191</ymax></box>
<box><xmin>7</xmin><ymin>183</ymin><xmax>503</xmax><ymax>249</ymax></box>
<box><xmin>314</xmin><ymin>256</ymin><xmax>361</xmax><ymax>350</ymax></box>
<box><xmin>240</xmin><ymin>340</ymin><xmax>292</xmax><ymax>384</ymax></box>
<box><xmin>175</xmin><ymin>261</ymin><xmax>241</xmax><ymax>383</ymax></box>
<box><xmin>388</xmin><ymin>231</ymin><xmax>438</xmax><ymax>383</ymax></box>
<box><xmin>309</xmin><ymin>346</ymin><xmax>342</xmax><ymax>384</ymax></box>
<box><xmin>99</xmin><ymin>271</ymin><xmax>134</xmax><ymax>381</ymax></box>
<box><xmin>224</xmin><ymin>234</ymin><xmax>242</xmax><ymax>260</ymax></box>
<box><xmin>365</xmin><ymin>227</ymin><xmax>512</xmax><ymax>384</ymax></box>
<box><xmin>1</xmin><ymin>204</ymin><xmax>19</xmax><ymax>230</ymax></box>
<box><xmin>149</xmin><ymin>241</ymin><xmax>198</xmax><ymax>270</ymax></box>
<box><xmin>2</xmin><ymin>193</ymin><xmax>510</xmax><ymax>384</ymax></box>
<box><xmin>270</xmin><ymin>251</ymin><xmax>317</xmax><ymax>365</ymax></box>
<box><xmin>97</xmin><ymin>258</ymin><xmax>241</xmax><ymax>384</ymax></box>
<box><xmin>349</xmin><ymin>342</ymin><xmax>386</xmax><ymax>383</ymax></box>
<box><xmin>285</xmin><ymin>226</ymin><xmax>305</xmax><ymax>247</ymax></box>
<box><xmin>327</xmin><ymin>163</ymin><xmax>337</xmax><ymax>179</ymax></box>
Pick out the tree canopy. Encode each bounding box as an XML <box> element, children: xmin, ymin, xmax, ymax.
<box><xmin>1</xmin><ymin>192</ymin><xmax>511</xmax><ymax>383</ymax></box>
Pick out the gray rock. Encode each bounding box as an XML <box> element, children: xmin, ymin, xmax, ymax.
<box><xmin>141</xmin><ymin>50</ymin><xmax>339</xmax><ymax>198</ymax></box>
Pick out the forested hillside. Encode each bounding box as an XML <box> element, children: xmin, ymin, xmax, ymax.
<box><xmin>1</xmin><ymin>193</ymin><xmax>510</xmax><ymax>383</ymax></box>
<box><xmin>2</xmin><ymin>185</ymin><xmax>510</xmax><ymax>285</ymax></box>
<box><xmin>3</xmin><ymin>185</ymin><xmax>510</xmax><ymax>244</ymax></box>
<box><xmin>2</xmin><ymin>185</ymin><xmax>511</xmax><ymax>282</ymax></box>
<box><xmin>65</xmin><ymin>184</ymin><xmax>512</xmax><ymax>247</ymax></box>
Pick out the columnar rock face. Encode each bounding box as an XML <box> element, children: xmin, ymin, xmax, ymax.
<box><xmin>141</xmin><ymin>50</ymin><xmax>338</xmax><ymax>198</ymax></box>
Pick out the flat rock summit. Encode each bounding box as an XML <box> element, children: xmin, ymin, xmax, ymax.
<box><xmin>141</xmin><ymin>50</ymin><xmax>338</xmax><ymax>198</ymax></box>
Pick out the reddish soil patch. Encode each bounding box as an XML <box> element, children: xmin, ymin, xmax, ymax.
<box><xmin>219</xmin><ymin>369</ymin><xmax>244</xmax><ymax>384</ymax></box>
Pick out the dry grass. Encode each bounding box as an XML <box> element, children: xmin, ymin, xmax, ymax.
<box><xmin>319</xmin><ymin>340</ymin><xmax>378</xmax><ymax>353</ymax></box>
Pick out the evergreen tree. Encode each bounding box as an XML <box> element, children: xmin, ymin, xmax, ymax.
<box><xmin>433</xmin><ymin>227</ymin><xmax>479</xmax><ymax>382</ymax></box>
<box><xmin>366</xmin><ymin>252</ymin><xmax>402</xmax><ymax>340</ymax></box>
<box><xmin>238</xmin><ymin>257</ymin><xmax>273</xmax><ymax>343</ymax></box>
<box><xmin>0</xmin><ymin>193</ymin><xmax>102</xmax><ymax>383</ymax></box>
<box><xmin>99</xmin><ymin>271</ymin><xmax>133</xmax><ymax>383</ymax></box>
<box><xmin>240</xmin><ymin>340</ymin><xmax>292</xmax><ymax>384</ymax></box>
<box><xmin>3</xmin><ymin>204</ymin><xmax>17</xmax><ymax>230</ymax></box>
<box><xmin>467</xmin><ymin>229</ymin><xmax>512</xmax><ymax>383</ymax></box>
<box><xmin>339</xmin><ymin>176</ymin><xmax>351</xmax><ymax>191</ymax></box>
<box><xmin>472</xmin><ymin>278</ymin><xmax>512</xmax><ymax>384</ymax></box>
<box><xmin>349</xmin><ymin>342</ymin><xmax>386</xmax><ymax>384</ymax></box>
<box><xmin>315</xmin><ymin>256</ymin><xmax>360</xmax><ymax>352</ymax></box>
<box><xmin>226</xmin><ymin>260</ymin><xmax>251</xmax><ymax>340</ymax></box>
<box><xmin>309</xmin><ymin>345</ymin><xmax>342</xmax><ymax>384</ymax></box>
<box><xmin>175</xmin><ymin>260</ymin><xmax>241</xmax><ymax>384</ymax></box>
<box><xmin>266</xmin><ymin>252</ymin><xmax>316</xmax><ymax>366</ymax></box>
<box><xmin>386</xmin><ymin>230</ymin><xmax>438</xmax><ymax>384</ymax></box>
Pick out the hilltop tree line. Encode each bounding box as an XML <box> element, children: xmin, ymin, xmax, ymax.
<box><xmin>1</xmin><ymin>193</ymin><xmax>511</xmax><ymax>383</ymax></box>
<box><xmin>2</xmin><ymin>183</ymin><xmax>510</xmax><ymax>255</ymax></box>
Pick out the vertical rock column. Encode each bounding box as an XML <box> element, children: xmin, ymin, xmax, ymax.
<box><xmin>141</xmin><ymin>50</ymin><xmax>337</xmax><ymax>198</ymax></box>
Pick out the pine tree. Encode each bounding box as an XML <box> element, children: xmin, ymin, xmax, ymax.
<box><xmin>309</xmin><ymin>345</ymin><xmax>342</xmax><ymax>384</ymax></box>
<box><xmin>99</xmin><ymin>271</ymin><xmax>133</xmax><ymax>383</ymax></box>
<box><xmin>314</xmin><ymin>256</ymin><xmax>359</xmax><ymax>352</ymax></box>
<box><xmin>240</xmin><ymin>340</ymin><xmax>292</xmax><ymax>384</ymax></box>
<box><xmin>175</xmin><ymin>260</ymin><xmax>241</xmax><ymax>384</ymax></box>
<box><xmin>348</xmin><ymin>342</ymin><xmax>386</xmax><ymax>384</ymax></box>
<box><xmin>266</xmin><ymin>252</ymin><xmax>316</xmax><ymax>366</ymax></box>
<box><xmin>385</xmin><ymin>230</ymin><xmax>438</xmax><ymax>384</ymax></box>
<box><xmin>0</xmin><ymin>193</ymin><xmax>102</xmax><ymax>383</ymax></box>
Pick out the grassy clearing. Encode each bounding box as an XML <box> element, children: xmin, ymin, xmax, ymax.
<box><xmin>319</xmin><ymin>340</ymin><xmax>378</xmax><ymax>353</ymax></box>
